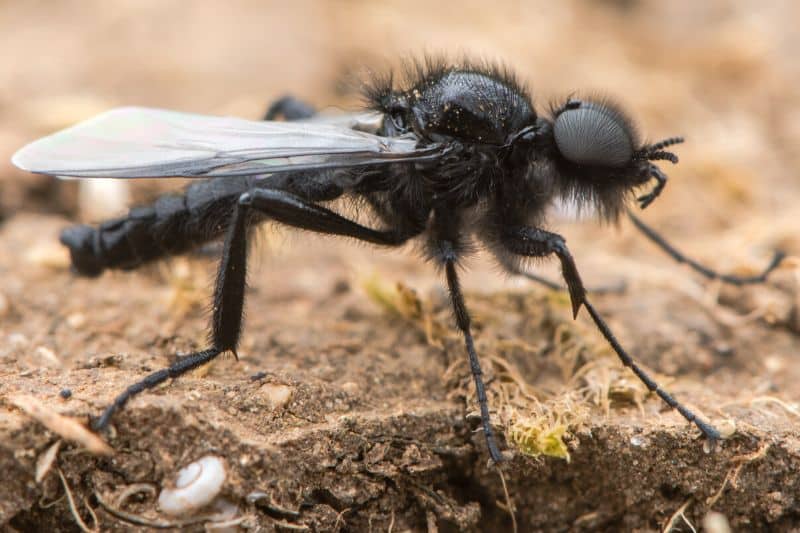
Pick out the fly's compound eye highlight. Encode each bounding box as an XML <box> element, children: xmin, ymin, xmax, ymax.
<box><xmin>553</xmin><ymin>100</ymin><xmax>636</xmax><ymax>168</ymax></box>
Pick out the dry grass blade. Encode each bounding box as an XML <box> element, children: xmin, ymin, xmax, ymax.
<box><xmin>11</xmin><ymin>395</ymin><xmax>112</xmax><ymax>455</ymax></box>
<box><xmin>35</xmin><ymin>439</ymin><xmax>62</xmax><ymax>483</ymax></box>
<box><xmin>495</xmin><ymin>466</ymin><xmax>518</xmax><ymax>533</ymax></box>
<box><xmin>93</xmin><ymin>489</ymin><xmax>222</xmax><ymax>529</ymax></box>
<box><xmin>362</xmin><ymin>275</ymin><xmax>447</xmax><ymax>347</ymax></box>
<box><xmin>706</xmin><ymin>442</ymin><xmax>771</xmax><ymax>507</ymax></box>
<box><xmin>58</xmin><ymin>468</ymin><xmax>98</xmax><ymax>533</ymax></box>
<box><xmin>662</xmin><ymin>498</ymin><xmax>696</xmax><ymax>533</ymax></box>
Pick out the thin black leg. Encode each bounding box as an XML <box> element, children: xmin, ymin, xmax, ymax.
<box><xmin>627</xmin><ymin>210</ymin><xmax>785</xmax><ymax>285</ymax></box>
<box><xmin>93</xmin><ymin>349</ymin><xmax>221</xmax><ymax>429</ymax></box>
<box><xmin>520</xmin><ymin>271</ymin><xmax>627</xmax><ymax>295</ymax></box>
<box><xmin>263</xmin><ymin>96</ymin><xmax>316</xmax><ymax>121</ymax></box>
<box><xmin>498</xmin><ymin>255</ymin><xmax>627</xmax><ymax>295</ymax></box>
<box><xmin>438</xmin><ymin>240</ymin><xmax>503</xmax><ymax>463</ymax></box>
<box><xmin>502</xmin><ymin>226</ymin><xmax>720</xmax><ymax>447</ymax></box>
<box><xmin>502</xmin><ymin>227</ymin><xmax>587</xmax><ymax>318</ymax></box>
<box><xmin>94</xmin><ymin>188</ymin><xmax>416</xmax><ymax>430</ymax></box>
<box><xmin>582</xmin><ymin>300</ymin><xmax>720</xmax><ymax>444</ymax></box>
<box><xmin>93</xmin><ymin>202</ymin><xmax>253</xmax><ymax>430</ymax></box>
<box><xmin>239</xmin><ymin>189</ymin><xmax>412</xmax><ymax>245</ymax></box>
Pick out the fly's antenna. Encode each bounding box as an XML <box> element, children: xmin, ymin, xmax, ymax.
<box><xmin>635</xmin><ymin>136</ymin><xmax>683</xmax><ymax>163</ymax></box>
<box><xmin>634</xmin><ymin>136</ymin><xmax>684</xmax><ymax>209</ymax></box>
<box><xmin>646</xmin><ymin>151</ymin><xmax>679</xmax><ymax>163</ymax></box>
<box><xmin>646</xmin><ymin>136</ymin><xmax>684</xmax><ymax>152</ymax></box>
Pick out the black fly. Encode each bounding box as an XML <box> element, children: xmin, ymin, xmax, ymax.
<box><xmin>12</xmin><ymin>58</ymin><xmax>784</xmax><ymax>462</ymax></box>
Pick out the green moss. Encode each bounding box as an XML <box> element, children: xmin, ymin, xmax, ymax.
<box><xmin>509</xmin><ymin>418</ymin><xmax>571</xmax><ymax>462</ymax></box>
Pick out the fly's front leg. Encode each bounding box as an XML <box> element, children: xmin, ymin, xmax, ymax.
<box><xmin>502</xmin><ymin>227</ymin><xmax>587</xmax><ymax>318</ymax></box>
<box><xmin>627</xmin><ymin>210</ymin><xmax>785</xmax><ymax>286</ymax></box>
<box><xmin>501</xmin><ymin>226</ymin><xmax>721</xmax><ymax>447</ymax></box>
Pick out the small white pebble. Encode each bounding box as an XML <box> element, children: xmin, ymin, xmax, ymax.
<box><xmin>34</xmin><ymin>346</ymin><xmax>62</xmax><ymax>368</ymax></box>
<box><xmin>630</xmin><ymin>435</ymin><xmax>647</xmax><ymax>448</ymax></box>
<box><xmin>158</xmin><ymin>456</ymin><xmax>226</xmax><ymax>516</ymax></box>
<box><xmin>259</xmin><ymin>383</ymin><xmax>293</xmax><ymax>409</ymax></box>
<box><xmin>187</xmin><ymin>390</ymin><xmax>202</xmax><ymax>401</ymax></box>
<box><xmin>763</xmin><ymin>355</ymin><xmax>783</xmax><ymax>373</ymax></box>
<box><xmin>703</xmin><ymin>511</ymin><xmax>732</xmax><ymax>533</ymax></box>
<box><xmin>717</xmin><ymin>419</ymin><xmax>737</xmax><ymax>439</ymax></box>
<box><xmin>8</xmin><ymin>333</ymin><xmax>29</xmax><ymax>348</ymax></box>
<box><xmin>66</xmin><ymin>313</ymin><xmax>86</xmax><ymax>329</ymax></box>
<box><xmin>341</xmin><ymin>381</ymin><xmax>359</xmax><ymax>395</ymax></box>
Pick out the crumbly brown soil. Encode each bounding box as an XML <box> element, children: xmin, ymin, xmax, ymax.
<box><xmin>1</xmin><ymin>1</ymin><xmax>800</xmax><ymax>531</ymax></box>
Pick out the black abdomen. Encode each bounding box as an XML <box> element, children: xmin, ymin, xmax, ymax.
<box><xmin>61</xmin><ymin>177</ymin><xmax>255</xmax><ymax>276</ymax></box>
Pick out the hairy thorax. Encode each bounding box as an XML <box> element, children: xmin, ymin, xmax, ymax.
<box><xmin>366</xmin><ymin>64</ymin><xmax>538</xmax><ymax>206</ymax></box>
<box><xmin>407</xmin><ymin>70</ymin><xmax>535</xmax><ymax>145</ymax></box>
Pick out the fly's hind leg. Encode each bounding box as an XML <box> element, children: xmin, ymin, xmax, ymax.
<box><xmin>92</xmin><ymin>200</ymin><xmax>251</xmax><ymax>430</ymax></box>
<box><xmin>94</xmin><ymin>186</ymin><xmax>416</xmax><ymax>431</ymax></box>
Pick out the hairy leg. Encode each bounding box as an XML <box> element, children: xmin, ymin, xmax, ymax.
<box><xmin>501</xmin><ymin>225</ymin><xmax>720</xmax><ymax>446</ymax></box>
<box><xmin>429</xmin><ymin>208</ymin><xmax>504</xmax><ymax>462</ymax></box>
<box><xmin>93</xmin><ymin>201</ymin><xmax>250</xmax><ymax>429</ymax></box>
<box><xmin>438</xmin><ymin>240</ymin><xmax>503</xmax><ymax>463</ymax></box>
<box><xmin>94</xmin><ymin>188</ymin><xmax>416</xmax><ymax>430</ymax></box>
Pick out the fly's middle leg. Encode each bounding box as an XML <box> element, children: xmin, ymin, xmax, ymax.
<box><xmin>263</xmin><ymin>95</ymin><xmax>316</xmax><ymax>121</ymax></box>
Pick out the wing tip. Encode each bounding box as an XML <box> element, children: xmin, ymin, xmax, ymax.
<box><xmin>10</xmin><ymin>106</ymin><xmax>162</xmax><ymax>176</ymax></box>
<box><xmin>11</xmin><ymin>144</ymin><xmax>36</xmax><ymax>172</ymax></box>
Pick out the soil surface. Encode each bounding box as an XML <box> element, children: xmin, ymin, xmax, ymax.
<box><xmin>1</xmin><ymin>1</ymin><xmax>799</xmax><ymax>531</ymax></box>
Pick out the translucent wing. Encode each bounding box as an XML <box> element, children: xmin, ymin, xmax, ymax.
<box><xmin>12</xmin><ymin>107</ymin><xmax>445</xmax><ymax>179</ymax></box>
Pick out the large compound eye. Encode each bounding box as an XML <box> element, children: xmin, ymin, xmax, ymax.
<box><xmin>553</xmin><ymin>100</ymin><xmax>635</xmax><ymax>167</ymax></box>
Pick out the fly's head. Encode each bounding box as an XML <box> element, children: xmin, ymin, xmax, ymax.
<box><xmin>517</xmin><ymin>97</ymin><xmax>683</xmax><ymax>220</ymax></box>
